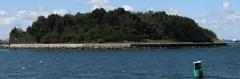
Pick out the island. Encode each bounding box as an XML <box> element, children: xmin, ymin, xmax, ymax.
<box><xmin>8</xmin><ymin>8</ymin><xmax>227</xmax><ymax>49</ymax></box>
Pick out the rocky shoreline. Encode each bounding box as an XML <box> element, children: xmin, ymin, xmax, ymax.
<box><xmin>5</xmin><ymin>43</ymin><xmax>227</xmax><ymax>50</ymax></box>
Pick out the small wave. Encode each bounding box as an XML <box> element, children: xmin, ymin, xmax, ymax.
<box><xmin>21</xmin><ymin>67</ymin><xmax>26</xmax><ymax>70</ymax></box>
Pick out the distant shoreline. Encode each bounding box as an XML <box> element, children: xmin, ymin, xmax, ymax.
<box><xmin>0</xmin><ymin>44</ymin><xmax>9</xmax><ymax>48</ymax></box>
<box><xmin>2</xmin><ymin>43</ymin><xmax>227</xmax><ymax>50</ymax></box>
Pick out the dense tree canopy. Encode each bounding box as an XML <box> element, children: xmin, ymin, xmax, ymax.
<box><xmin>10</xmin><ymin>8</ymin><xmax>218</xmax><ymax>44</ymax></box>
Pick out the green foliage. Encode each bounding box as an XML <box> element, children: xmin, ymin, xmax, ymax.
<box><xmin>9</xmin><ymin>8</ymin><xmax>218</xmax><ymax>44</ymax></box>
<box><xmin>10</xmin><ymin>27</ymin><xmax>35</xmax><ymax>43</ymax></box>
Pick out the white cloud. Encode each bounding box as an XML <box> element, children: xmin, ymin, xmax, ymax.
<box><xmin>194</xmin><ymin>11</ymin><xmax>240</xmax><ymax>39</ymax></box>
<box><xmin>29</xmin><ymin>11</ymin><xmax>47</xmax><ymax>17</ymax></box>
<box><xmin>0</xmin><ymin>11</ymin><xmax>14</xmax><ymax>25</ymax></box>
<box><xmin>16</xmin><ymin>10</ymin><xmax>48</xmax><ymax>21</ymax></box>
<box><xmin>122</xmin><ymin>5</ymin><xmax>134</xmax><ymax>11</ymax></box>
<box><xmin>223</xmin><ymin>1</ymin><xmax>230</xmax><ymax>10</ymax></box>
<box><xmin>14</xmin><ymin>9</ymin><xmax>68</xmax><ymax>27</ymax></box>
<box><xmin>195</xmin><ymin>19</ymin><xmax>206</xmax><ymax>24</ymax></box>
<box><xmin>166</xmin><ymin>8</ymin><xmax>178</xmax><ymax>15</ymax></box>
<box><xmin>88</xmin><ymin>0</ymin><xmax>115</xmax><ymax>10</ymax></box>
<box><xmin>52</xmin><ymin>9</ymin><xmax>68</xmax><ymax>16</ymax></box>
<box><xmin>0</xmin><ymin>17</ymin><xmax>15</xmax><ymax>26</ymax></box>
<box><xmin>87</xmin><ymin>0</ymin><xmax>135</xmax><ymax>11</ymax></box>
<box><xmin>17</xmin><ymin>10</ymin><xmax>27</xmax><ymax>14</ymax></box>
<box><xmin>0</xmin><ymin>8</ymin><xmax>68</xmax><ymax>39</ymax></box>
<box><xmin>227</xmin><ymin>13</ymin><xmax>240</xmax><ymax>20</ymax></box>
<box><xmin>89</xmin><ymin>0</ymin><xmax>109</xmax><ymax>6</ymax></box>
<box><xmin>0</xmin><ymin>11</ymin><xmax>8</xmax><ymax>16</ymax></box>
<box><xmin>14</xmin><ymin>9</ymin><xmax>51</xmax><ymax>30</ymax></box>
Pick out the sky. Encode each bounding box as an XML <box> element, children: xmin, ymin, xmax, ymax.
<box><xmin>0</xmin><ymin>0</ymin><xmax>240</xmax><ymax>40</ymax></box>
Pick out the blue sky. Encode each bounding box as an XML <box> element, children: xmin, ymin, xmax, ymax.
<box><xmin>0</xmin><ymin>0</ymin><xmax>240</xmax><ymax>40</ymax></box>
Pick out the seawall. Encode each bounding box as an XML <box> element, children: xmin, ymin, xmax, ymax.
<box><xmin>131</xmin><ymin>43</ymin><xmax>227</xmax><ymax>49</ymax></box>
<box><xmin>9</xmin><ymin>44</ymin><xmax>131</xmax><ymax>49</ymax></box>
<box><xmin>8</xmin><ymin>43</ymin><xmax>227</xmax><ymax>49</ymax></box>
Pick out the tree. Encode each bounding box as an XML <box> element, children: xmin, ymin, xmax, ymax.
<box><xmin>10</xmin><ymin>27</ymin><xmax>35</xmax><ymax>43</ymax></box>
<box><xmin>9</xmin><ymin>8</ymin><xmax>219</xmax><ymax>44</ymax></box>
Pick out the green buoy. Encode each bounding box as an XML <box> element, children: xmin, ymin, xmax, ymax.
<box><xmin>193</xmin><ymin>61</ymin><xmax>203</xmax><ymax>78</ymax></box>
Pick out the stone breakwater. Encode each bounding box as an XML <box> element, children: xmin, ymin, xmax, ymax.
<box><xmin>9</xmin><ymin>44</ymin><xmax>131</xmax><ymax>49</ymax></box>
<box><xmin>8</xmin><ymin>43</ymin><xmax>227</xmax><ymax>49</ymax></box>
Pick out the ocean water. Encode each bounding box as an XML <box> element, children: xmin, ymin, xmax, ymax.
<box><xmin>0</xmin><ymin>43</ymin><xmax>239</xmax><ymax>79</ymax></box>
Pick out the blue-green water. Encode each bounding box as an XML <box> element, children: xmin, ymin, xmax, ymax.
<box><xmin>0</xmin><ymin>44</ymin><xmax>239</xmax><ymax>79</ymax></box>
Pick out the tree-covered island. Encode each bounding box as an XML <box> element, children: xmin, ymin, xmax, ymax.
<box><xmin>9</xmin><ymin>8</ymin><xmax>218</xmax><ymax>44</ymax></box>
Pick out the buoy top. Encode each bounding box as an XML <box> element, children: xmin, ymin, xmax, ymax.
<box><xmin>193</xmin><ymin>61</ymin><xmax>202</xmax><ymax>64</ymax></box>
